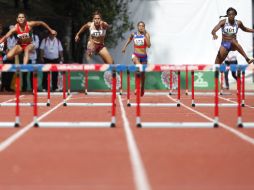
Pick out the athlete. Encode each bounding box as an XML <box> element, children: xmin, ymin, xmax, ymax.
<box><xmin>0</xmin><ymin>13</ymin><xmax>57</xmax><ymax>65</ymax></box>
<box><xmin>122</xmin><ymin>21</ymin><xmax>151</xmax><ymax>96</ymax></box>
<box><xmin>211</xmin><ymin>7</ymin><xmax>254</xmax><ymax>65</ymax></box>
<box><xmin>75</xmin><ymin>11</ymin><xmax>113</xmax><ymax>64</ymax></box>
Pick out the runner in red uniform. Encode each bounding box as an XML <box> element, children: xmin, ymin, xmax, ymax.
<box><xmin>0</xmin><ymin>13</ymin><xmax>57</xmax><ymax>64</ymax></box>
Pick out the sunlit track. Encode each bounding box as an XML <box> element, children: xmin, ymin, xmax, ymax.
<box><xmin>0</xmin><ymin>95</ymin><xmax>72</xmax><ymax>152</ymax></box>
<box><xmin>118</xmin><ymin>95</ymin><xmax>151</xmax><ymax>190</ymax></box>
<box><xmin>167</xmin><ymin>95</ymin><xmax>254</xmax><ymax>145</ymax></box>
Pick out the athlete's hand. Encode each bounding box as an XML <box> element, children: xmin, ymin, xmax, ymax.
<box><xmin>51</xmin><ymin>30</ymin><xmax>57</xmax><ymax>36</ymax></box>
<box><xmin>75</xmin><ymin>35</ymin><xmax>80</xmax><ymax>42</ymax></box>
<box><xmin>212</xmin><ymin>34</ymin><xmax>218</xmax><ymax>40</ymax></box>
<box><xmin>122</xmin><ymin>48</ymin><xmax>126</xmax><ymax>53</ymax></box>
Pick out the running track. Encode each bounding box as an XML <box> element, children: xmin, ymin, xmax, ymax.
<box><xmin>0</xmin><ymin>90</ymin><xmax>254</xmax><ymax>190</ymax></box>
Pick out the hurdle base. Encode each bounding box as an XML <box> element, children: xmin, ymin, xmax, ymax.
<box><xmin>127</xmin><ymin>103</ymin><xmax>131</xmax><ymax>107</ymax></box>
<box><xmin>241</xmin><ymin>104</ymin><xmax>245</xmax><ymax>107</ymax></box>
<box><xmin>191</xmin><ymin>103</ymin><xmax>195</xmax><ymax>107</ymax></box>
<box><xmin>46</xmin><ymin>103</ymin><xmax>50</xmax><ymax>107</ymax></box>
<box><xmin>238</xmin><ymin>123</ymin><xmax>243</xmax><ymax>128</ymax></box>
<box><xmin>34</xmin><ymin>123</ymin><xmax>39</xmax><ymax>127</ymax></box>
<box><xmin>110</xmin><ymin>123</ymin><xmax>116</xmax><ymax>128</ymax></box>
<box><xmin>63</xmin><ymin>102</ymin><xmax>67</xmax><ymax>106</ymax></box>
<box><xmin>14</xmin><ymin>123</ymin><xmax>20</xmax><ymax>127</ymax></box>
<box><xmin>136</xmin><ymin>123</ymin><xmax>142</xmax><ymax>128</ymax></box>
<box><xmin>213</xmin><ymin>123</ymin><xmax>219</xmax><ymax>128</ymax></box>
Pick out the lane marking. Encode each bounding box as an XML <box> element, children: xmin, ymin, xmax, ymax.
<box><xmin>118</xmin><ymin>95</ymin><xmax>151</xmax><ymax>190</ymax></box>
<box><xmin>167</xmin><ymin>95</ymin><xmax>254</xmax><ymax>145</ymax></box>
<box><xmin>0</xmin><ymin>95</ymin><xmax>72</xmax><ymax>152</ymax></box>
<box><xmin>219</xmin><ymin>96</ymin><xmax>254</xmax><ymax>109</ymax></box>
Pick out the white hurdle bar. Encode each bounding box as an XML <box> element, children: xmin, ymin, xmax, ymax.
<box><xmin>0</xmin><ymin>102</ymin><xmax>49</xmax><ymax>107</ymax></box>
<box><xmin>128</xmin><ymin>103</ymin><xmax>180</xmax><ymax>107</ymax></box>
<box><xmin>192</xmin><ymin>103</ymin><xmax>238</xmax><ymax>107</ymax></box>
<box><xmin>64</xmin><ymin>103</ymin><xmax>111</xmax><ymax>106</ymax></box>
<box><xmin>37</xmin><ymin>122</ymin><xmax>113</xmax><ymax>128</ymax></box>
<box><xmin>141</xmin><ymin>122</ymin><xmax>214</xmax><ymax>128</ymax></box>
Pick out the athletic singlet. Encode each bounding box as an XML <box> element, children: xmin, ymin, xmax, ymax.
<box><xmin>222</xmin><ymin>18</ymin><xmax>238</xmax><ymax>36</ymax></box>
<box><xmin>15</xmin><ymin>22</ymin><xmax>32</xmax><ymax>45</ymax></box>
<box><xmin>89</xmin><ymin>22</ymin><xmax>106</xmax><ymax>39</ymax></box>
<box><xmin>133</xmin><ymin>32</ymin><xmax>147</xmax><ymax>49</ymax></box>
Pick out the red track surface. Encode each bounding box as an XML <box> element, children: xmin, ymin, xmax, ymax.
<box><xmin>0</xmin><ymin>90</ymin><xmax>254</xmax><ymax>190</ymax></box>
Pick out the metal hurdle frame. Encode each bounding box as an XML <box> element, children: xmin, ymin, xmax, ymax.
<box><xmin>33</xmin><ymin>64</ymin><xmax>118</xmax><ymax>128</ymax></box>
<box><xmin>191</xmin><ymin>65</ymin><xmax>239</xmax><ymax>108</ymax></box>
<box><xmin>236</xmin><ymin>68</ymin><xmax>254</xmax><ymax>128</ymax></box>
<box><xmin>126</xmin><ymin>65</ymin><xmax>180</xmax><ymax>107</ymax></box>
<box><xmin>133</xmin><ymin>64</ymin><xmax>218</xmax><ymax>128</ymax></box>
<box><xmin>0</xmin><ymin>65</ymin><xmax>24</xmax><ymax>127</ymax></box>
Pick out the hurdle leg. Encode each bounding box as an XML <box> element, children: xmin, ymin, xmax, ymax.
<box><xmin>63</xmin><ymin>71</ymin><xmax>67</xmax><ymax>106</ymax></box>
<box><xmin>47</xmin><ymin>71</ymin><xmax>51</xmax><ymax>106</ymax></box>
<box><xmin>136</xmin><ymin>71</ymin><xmax>142</xmax><ymax>127</ymax></box>
<box><xmin>241</xmin><ymin>71</ymin><xmax>245</xmax><ymax>107</ymax></box>
<box><xmin>127</xmin><ymin>70</ymin><xmax>131</xmax><ymax>106</ymax></box>
<box><xmin>33</xmin><ymin>69</ymin><xmax>39</xmax><ymax>127</ymax></box>
<box><xmin>15</xmin><ymin>69</ymin><xmax>20</xmax><ymax>127</ymax></box>
<box><xmin>111</xmin><ymin>70</ymin><xmax>117</xmax><ymax>127</ymax></box>
<box><xmin>185</xmin><ymin>65</ymin><xmax>188</xmax><ymax>95</ymax></box>
<box><xmin>67</xmin><ymin>70</ymin><xmax>71</xmax><ymax>95</ymax></box>
<box><xmin>214</xmin><ymin>68</ymin><xmax>219</xmax><ymax>127</ymax></box>
<box><xmin>120</xmin><ymin>71</ymin><xmax>123</xmax><ymax>95</ymax></box>
<box><xmin>237</xmin><ymin>69</ymin><xmax>243</xmax><ymax>127</ymax></box>
<box><xmin>177</xmin><ymin>70</ymin><xmax>181</xmax><ymax>107</ymax></box>
<box><xmin>191</xmin><ymin>70</ymin><xmax>195</xmax><ymax>107</ymax></box>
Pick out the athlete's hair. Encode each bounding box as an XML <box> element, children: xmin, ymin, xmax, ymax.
<box><xmin>17</xmin><ymin>12</ymin><xmax>27</xmax><ymax>18</ymax></box>
<box><xmin>137</xmin><ymin>21</ymin><xmax>145</xmax><ymax>26</ymax></box>
<box><xmin>92</xmin><ymin>10</ymin><xmax>102</xmax><ymax>19</ymax></box>
<box><xmin>219</xmin><ymin>7</ymin><xmax>237</xmax><ymax>18</ymax></box>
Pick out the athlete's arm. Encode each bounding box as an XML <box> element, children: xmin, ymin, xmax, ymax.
<box><xmin>238</xmin><ymin>20</ymin><xmax>254</xmax><ymax>33</ymax></box>
<box><xmin>0</xmin><ymin>27</ymin><xmax>16</xmax><ymax>44</ymax></box>
<box><xmin>211</xmin><ymin>19</ymin><xmax>225</xmax><ymax>40</ymax></box>
<box><xmin>122</xmin><ymin>33</ymin><xmax>134</xmax><ymax>53</ymax></box>
<box><xmin>145</xmin><ymin>31</ymin><xmax>151</xmax><ymax>48</ymax></box>
<box><xmin>75</xmin><ymin>22</ymin><xmax>91</xmax><ymax>42</ymax></box>
<box><xmin>101</xmin><ymin>21</ymin><xmax>109</xmax><ymax>29</ymax></box>
<box><xmin>29</xmin><ymin>21</ymin><xmax>57</xmax><ymax>36</ymax></box>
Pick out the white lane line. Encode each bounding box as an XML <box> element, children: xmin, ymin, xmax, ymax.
<box><xmin>219</xmin><ymin>96</ymin><xmax>254</xmax><ymax>109</ymax></box>
<box><xmin>167</xmin><ymin>95</ymin><xmax>254</xmax><ymax>145</ymax></box>
<box><xmin>118</xmin><ymin>95</ymin><xmax>151</xmax><ymax>190</ymax></box>
<box><xmin>0</xmin><ymin>95</ymin><xmax>72</xmax><ymax>152</ymax></box>
<box><xmin>0</xmin><ymin>95</ymin><xmax>25</xmax><ymax>103</ymax></box>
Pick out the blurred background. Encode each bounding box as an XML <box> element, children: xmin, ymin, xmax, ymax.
<box><xmin>0</xmin><ymin>0</ymin><xmax>253</xmax><ymax>65</ymax></box>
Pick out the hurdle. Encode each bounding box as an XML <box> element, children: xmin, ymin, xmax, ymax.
<box><xmin>236</xmin><ymin>69</ymin><xmax>254</xmax><ymax>128</ymax></box>
<box><xmin>126</xmin><ymin>65</ymin><xmax>180</xmax><ymax>107</ymax></box>
<box><xmin>33</xmin><ymin>64</ymin><xmax>117</xmax><ymax>128</ymax></box>
<box><xmin>134</xmin><ymin>64</ymin><xmax>218</xmax><ymax>128</ymax></box>
<box><xmin>0</xmin><ymin>66</ymin><xmax>21</xmax><ymax>127</ymax></box>
<box><xmin>191</xmin><ymin>65</ymin><xmax>238</xmax><ymax>107</ymax></box>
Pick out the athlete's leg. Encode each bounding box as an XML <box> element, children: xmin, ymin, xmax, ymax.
<box><xmin>98</xmin><ymin>47</ymin><xmax>114</xmax><ymax>64</ymax></box>
<box><xmin>23</xmin><ymin>44</ymin><xmax>35</xmax><ymax>64</ymax></box>
<box><xmin>215</xmin><ymin>46</ymin><xmax>229</xmax><ymax>65</ymax></box>
<box><xmin>5</xmin><ymin>45</ymin><xmax>23</xmax><ymax>61</ymax></box>
<box><xmin>232</xmin><ymin>41</ymin><xmax>254</xmax><ymax>64</ymax></box>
